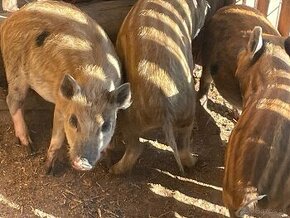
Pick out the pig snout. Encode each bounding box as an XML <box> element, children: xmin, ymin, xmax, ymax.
<box><xmin>72</xmin><ymin>157</ymin><xmax>93</xmax><ymax>171</ymax></box>
<box><xmin>71</xmin><ymin>144</ymin><xmax>103</xmax><ymax>171</ymax></box>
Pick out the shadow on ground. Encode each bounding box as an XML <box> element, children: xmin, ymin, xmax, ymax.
<box><xmin>0</xmin><ymin>80</ymin><xmax>232</xmax><ymax>217</ymax></box>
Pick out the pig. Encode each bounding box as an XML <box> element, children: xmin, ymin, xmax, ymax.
<box><xmin>195</xmin><ymin>5</ymin><xmax>280</xmax><ymax>109</ymax></box>
<box><xmin>110</xmin><ymin>0</ymin><xmax>234</xmax><ymax>175</ymax></box>
<box><xmin>0</xmin><ymin>1</ymin><xmax>131</xmax><ymax>173</ymax></box>
<box><xmin>223</xmin><ymin>26</ymin><xmax>290</xmax><ymax>217</ymax></box>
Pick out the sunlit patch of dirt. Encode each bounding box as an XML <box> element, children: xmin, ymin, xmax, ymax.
<box><xmin>0</xmin><ymin>66</ymin><xmax>237</xmax><ymax>217</ymax></box>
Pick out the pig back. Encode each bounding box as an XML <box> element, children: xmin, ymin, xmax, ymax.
<box><xmin>1</xmin><ymin>1</ymin><xmax>121</xmax><ymax>103</ymax></box>
<box><xmin>223</xmin><ymin>33</ymin><xmax>290</xmax><ymax>215</ymax></box>
<box><xmin>117</xmin><ymin>0</ymin><xmax>197</xmax><ymax>125</ymax></box>
<box><xmin>201</xmin><ymin>5</ymin><xmax>279</xmax><ymax>109</ymax></box>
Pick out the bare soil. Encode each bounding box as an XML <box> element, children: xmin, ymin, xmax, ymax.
<box><xmin>0</xmin><ymin>65</ymin><xmax>238</xmax><ymax>217</ymax></box>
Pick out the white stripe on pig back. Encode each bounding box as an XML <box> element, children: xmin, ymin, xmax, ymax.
<box><xmin>138</xmin><ymin>0</ymin><xmax>209</xmax><ymax>39</ymax></box>
<box><xmin>131</xmin><ymin>0</ymin><xmax>209</xmax><ymax>99</ymax></box>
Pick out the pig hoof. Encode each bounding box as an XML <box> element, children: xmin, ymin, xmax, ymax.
<box><xmin>231</xmin><ymin>109</ymin><xmax>240</xmax><ymax>122</ymax></box>
<box><xmin>16</xmin><ymin>138</ymin><xmax>37</xmax><ymax>155</ymax></box>
<box><xmin>109</xmin><ymin>164</ymin><xmax>128</xmax><ymax>175</ymax></box>
<box><xmin>45</xmin><ymin>164</ymin><xmax>56</xmax><ymax>176</ymax></box>
<box><xmin>178</xmin><ymin>165</ymin><xmax>185</xmax><ymax>176</ymax></box>
<box><xmin>181</xmin><ymin>153</ymin><xmax>198</xmax><ymax>168</ymax></box>
<box><xmin>45</xmin><ymin>159</ymin><xmax>56</xmax><ymax>175</ymax></box>
<box><xmin>26</xmin><ymin>143</ymin><xmax>37</xmax><ymax>156</ymax></box>
<box><xmin>199</xmin><ymin>94</ymin><xmax>208</xmax><ymax>106</ymax></box>
<box><xmin>109</xmin><ymin>166</ymin><xmax>120</xmax><ymax>175</ymax></box>
<box><xmin>45</xmin><ymin>162</ymin><xmax>53</xmax><ymax>175</ymax></box>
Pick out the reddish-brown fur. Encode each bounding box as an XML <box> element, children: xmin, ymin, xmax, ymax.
<box><xmin>111</xmin><ymin>0</ymin><xmax>207</xmax><ymax>174</ymax></box>
<box><xmin>110</xmin><ymin>0</ymin><xmax>233</xmax><ymax>175</ymax></box>
<box><xmin>223</xmin><ymin>26</ymin><xmax>290</xmax><ymax>217</ymax></box>
<box><xmin>1</xmin><ymin>1</ymin><xmax>131</xmax><ymax>173</ymax></box>
<box><xmin>195</xmin><ymin>5</ymin><xmax>280</xmax><ymax>109</ymax></box>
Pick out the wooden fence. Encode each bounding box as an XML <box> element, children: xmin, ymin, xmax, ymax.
<box><xmin>236</xmin><ymin>0</ymin><xmax>290</xmax><ymax>36</ymax></box>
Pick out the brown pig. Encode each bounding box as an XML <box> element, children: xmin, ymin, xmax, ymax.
<box><xmin>196</xmin><ymin>5</ymin><xmax>280</xmax><ymax>109</ymax></box>
<box><xmin>223</xmin><ymin>26</ymin><xmax>290</xmax><ymax>217</ymax></box>
<box><xmin>111</xmin><ymin>0</ymin><xmax>233</xmax><ymax>175</ymax></box>
<box><xmin>1</xmin><ymin>1</ymin><xmax>131</xmax><ymax>173</ymax></box>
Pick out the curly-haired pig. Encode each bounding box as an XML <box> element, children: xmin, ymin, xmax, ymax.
<box><xmin>196</xmin><ymin>5</ymin><xmax>280</xmax><ymax>109</ymax></box>
<box><xmin>110</xmin><ymin>0</ymin><xmax>234</xmax><ymax>175</ymax></box>
<box><xmin>1</xmin><ymin>1</ymin><xmax>131</xmax><ymax>173</ymax></box>
<box><xmin>223</xmin><ymin>26</ymin><xmax>290</xmax><ymax>217</ymax></box>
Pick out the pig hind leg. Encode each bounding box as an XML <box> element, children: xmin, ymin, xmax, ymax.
<box><xmin>6</xmin><ymin>78</ymin><xmax>35</xmax><ymax>153</ymax></box>
<box><xmin>163</xmin><ymin>119</ymin><xmax>185</xmax><ymax>174</ymax></box>
<box><xmin>197</xmin><ymin>67</ymin><xmax>212</xmax><ymax>105</ymax></box>
<box><xmin>175</xmin><ymin>122</ymin><xmax>197</xmax><ymax>169</ymax></box>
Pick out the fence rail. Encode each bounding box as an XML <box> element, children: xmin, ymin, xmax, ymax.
<box><xmin>236</xmin><ymin>0</ymin><xmax>290</xmax><ymax>36</ymax></box>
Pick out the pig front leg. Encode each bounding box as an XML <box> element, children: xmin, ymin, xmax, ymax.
<box><xmin>6</xmin><ymin>81</ymin><xmax>35</xmax><ymax>154</ymax></box>
<box><xmin>231</xmin><ymin>107</ymin><xmax>240</xmax><ymax>122</ymax></box>
<box><xmin>175</xmin><ymin>123</ymin><xmax>198</xmax><ymax>169</ymax></box>
<box><xmin>2</xmin><ymin>0</ymin><xmax>18</xmax><ymax>12</ymax></box>
<box><xmin>163</xmin><ymin>120</ymin><xmax>185</xmax><ymax>174</ymax></box>
<box><xmin>45</xmin><ymin>108</ymin><xmax>65</xmax><ymax>175</ymax></box>
<box><xmin>197</xmin><ymin>67</ymin><xmax>213</xmax><ymax>106</ymax></box>
<box><xmin>109</xmin><ymin>131</ymin><xmax>144</xmax><ymax>175</ymax></box>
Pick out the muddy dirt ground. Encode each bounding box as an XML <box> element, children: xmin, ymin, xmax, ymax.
<box><xmin>0</xmin><ymin>1</ymin><xmax>237</xmax><ymax>216</ymax></box>
<box><xmin>0</xmin><ymin>63</ymin><xmax>238</xmax><ymax>217</ymax></box>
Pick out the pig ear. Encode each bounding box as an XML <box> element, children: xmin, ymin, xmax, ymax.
<box><xmin>285</xmin><ymin>37</ymin><xmax>290</xmax><ymax>56</ymax></box>
<box><xmin>110</xmin><ymin>83</ymin><xmax>132</xmax><ymax>109</ymax></box>
<box><xmin>247</xmin><ymin>26</ymin><xmax>263</xmax><ymax>58</ymax></box>
<box><xmin>60</xmin><ymin>74</ymin><xmax>81</xmax><ymax>99</ymax></box>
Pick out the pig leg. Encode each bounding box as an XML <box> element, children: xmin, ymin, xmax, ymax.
<box><xmin>231</xmin><ymin>107</ymin><xmax>240</xmax><ymax>122</ymax></box>
<box><xmin>6</xmin><ymin>80</ymin><xmax>35</xmax><ymax>154</ymax></box>
<box><xmin>163</xmin><ymin>120</ymin><xmax>184</xmax><ymax>174</ymax></box>
<box><xmin>2</xmin><ymin>0</ymin><xmax>18</xmax><ymax>12</ymax></box>
<box><xmin>109</xmin><ymin>130</ymin><xmax>144</xmax><ymax>175</ymax></box>
<box><xmin>175</xmin><ymin>123</ymin><xmax>198</xmax><ymax>168</ymax></box>
<box><xmin>45</xmin><ymin>108</ymin><xmax>65</xmax><ymax>174</ymax></box>
<box><xmin>197</xmin><ymin>67</ymin><xmax>212</xmax><ymax>105</ymax></box>
<box><xmin>228</xmin><ymin>209</ymin><xmax>238</xmax><ymax>218</ymax></box>
<box><xmin>102</xmin><ymin>142</ymin><xmax>115</xmax><ymax>169</ymax></box>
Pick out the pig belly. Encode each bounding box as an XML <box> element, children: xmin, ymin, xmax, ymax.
<box><xmin>30</xmin><ymin>82</ymin><xmax>56</xmax><ymax>103</ymax></box>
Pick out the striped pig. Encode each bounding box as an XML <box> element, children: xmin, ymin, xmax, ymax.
<box><xmin>1</xmin><ymin>1</ymin><xmax>131</xmax><ymax>173</ymax></box>
<box><xmin>223</xmin><ymin>26</ymin><xmax>290</xmax><ymax>217</ymax></box>
<box><xmin>196</xmin><ymin>5</ymin><xmax>280</xmax><ymax>109</ymax></box>
<box><xmin>110</xmin><ymin>0</ymin><xmax>233</xmax><ymax>175</ymax></box>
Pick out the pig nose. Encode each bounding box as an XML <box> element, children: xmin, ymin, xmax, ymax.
<box><xmin>72</xmin><ymin>157</ymin><xmax>93</xmax><ymax>171</ymax></box>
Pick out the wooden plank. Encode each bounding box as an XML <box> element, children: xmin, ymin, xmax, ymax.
<box><xmin>0</xmin><ymin>0</ymin><xmax>135</xmax><ymax>42</ymax></box>
<box><xmin>256</xmin><ymin>0</ymin><xmax>270</xmax><ymax>16</ymax></box>
<box><xmin>278</xmin><ymin>0</ymin><xmax>290</xmax><ymax>36</ymax></box>
<box><xmin>77</xmin><ymin>0</ymin><xmax>135</xmax><ymax>42</ymax></box>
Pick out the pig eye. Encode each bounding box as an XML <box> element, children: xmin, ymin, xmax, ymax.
<box><xmin>69</xmin><ymin>114</ymin><xmax>78</xmax><ymax>128</ymax></box>
<box><xmin>101</xmin><ymin>120</ymin><xmax>111</xmax><ymax>132</ymax></box>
